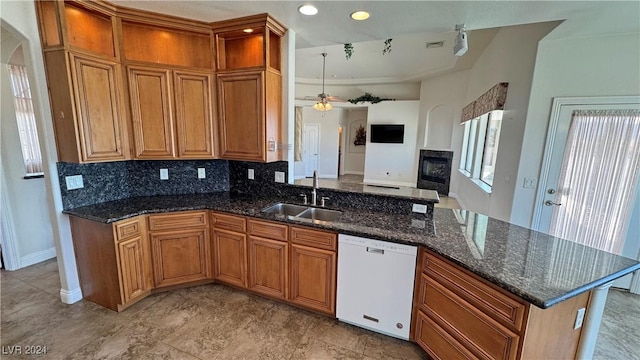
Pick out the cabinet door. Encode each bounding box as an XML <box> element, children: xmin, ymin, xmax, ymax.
<box><xmin>174</xmin><ymin>71</ymin><xmax>214</xmax><ymax>158</ymax></box>
<box><xmin>248</xmin><ymin>236</ymin><xmax>287</xmax><ymax>299</ymax></box>
<box><xmin>212</xmin><ymin>229</ymin><xmax>247</xmax><ymax>288</ymax></box>
<box><xmin>216</xmin><ymin>71</ymin><xmax>265</xmax><ymax>161</ymax></box>
<box><xmin>128</xmin><ymin>66</ymin><xmax>175</xmax><ymax>158</ymax></box>
<box><xmin>150</xmin><ymin>229</ymin><xmax>210</xmax><ymax>287</ymax></box>
<box><xmin>117</xmin><ymin>236</ymin><xmax>149</xmax><ymax>304</ymax></box>
<box><xmin>69</xmin><ymin>53</ymin><xmax>128</xmax><ymax>161</ymax></box>
<box><xmin>290</xmin><ymin>244</ymin><xmax>336</xmax><ymax>315</ymax></box>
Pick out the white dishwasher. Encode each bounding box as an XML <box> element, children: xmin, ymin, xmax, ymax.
<box><xmin>336</xmin><ymin>234</ymin><xmax>417</xmax><ymax>340</ymax></box>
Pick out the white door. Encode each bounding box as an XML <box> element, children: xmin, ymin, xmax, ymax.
<box><xmin>303</xmin><ymin>123</ymin><xmax>319</xmax><ymax>177</ymax></box>
<box><xmin>533</xmin><ymin>96</ymin><xmax>640</xmax><ymax>290</ymax></box>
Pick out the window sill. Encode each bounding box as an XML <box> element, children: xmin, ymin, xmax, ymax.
<box><xmin>23</xmin><ymin>174</ymin><xmax>44</xmax><ymax>180</ymax></box>
<box><xmin>470</xmin><ymin>178</ymin><xmax>492</xmax><ymax>194</ymax></box>
<box><xmin>458</xmin><ymin>169</ymin><xmax>471</xmax><ymax>177</ymax></box>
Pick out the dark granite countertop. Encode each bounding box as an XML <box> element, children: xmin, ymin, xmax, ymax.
<box><xmin>293</xmin><ymin>178</ymin><xmax>441</xmax><ymax>203</ymax></box>
<box><xmin>63</xmin><ymin>193</ymin><xmax>640</xmax><ymax>309</ymax></box>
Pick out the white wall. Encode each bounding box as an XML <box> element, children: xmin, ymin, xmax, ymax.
<box><xmin>301</xmin><ymin>107</ymin><xmax>342</xmax><ymax>178</ymax></box>
<box><xmin>448</xmin><ymin>22</ymin><xmax>558</xmax><ymax>220</ymax></box>
<box><xmin>418</xmin><ymin>70</ymin><xmax>470</xmax><ymax>197</ymax></box>
<box><xmin>1</xmin><ymin>2</ymin><xmax>82</xmax><ymax>303</ymax></box>
<box><xmin>1</xmin><ymin>47</ymin><xmax>56</xmax><ymax>266</ymax></box>
<box><xmin>364</xmin><ymin>101</ymin><xmax>419</xmax><ymax>187</ymax></box>
<box><xmin>343</xmin><ymin>109</ymin><xmax>368</xmax><ymax>175</ymax></box>
<box><xmin>511</xmin><ymin>32</ymin><xmax>640</xmax><ymax>227</ymax></box>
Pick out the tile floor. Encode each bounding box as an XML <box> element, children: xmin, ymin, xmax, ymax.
<box><xmin>1</xmin><ymin>259</ymin><xmax>638</xmax><ymax>359</ymax></box>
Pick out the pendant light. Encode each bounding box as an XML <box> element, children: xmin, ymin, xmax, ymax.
<box><xmin>313</xmin><ymin>52</ymin><xmax>333</xmax><ymax>111</ymax></box>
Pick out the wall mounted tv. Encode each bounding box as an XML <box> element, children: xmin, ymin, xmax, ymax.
<box><xmin>370</xmin><ymin>124</ymin><xmax>405</xmax><ymax>143</ymax></box>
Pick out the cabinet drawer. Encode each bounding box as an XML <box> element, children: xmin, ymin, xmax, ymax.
<box><xmin>423</xmin><ymin>252</ymin><xmax>527</xmax><ymax>332</ymax></box>
<box><xmin>248</xmin><ymin>219</ymin><xmax>287</xmax><ymax>242</ymax></box>
<box><xmin>211</xmin><ymin>212</ymin><xmax>246</xmax><ymax>233</ymax></box>
<box><xmin>421</xmin><ymin>276</ymin><xmax>520</xmax><ymax>360</ymax></box>
<box><xmin>114</xmin><ymin>216</ymin><xmax>143</xmax><ymax>241</ymax></box>
<box><xmin>290</xmin><ymin>226</ymin><xmax>336</xmax><ymax>251</ymax></box>
<box><xmin>415</xmin><ymin>310</ymin><xmax>477</xmax><ymax>360</ymax></box>
<box><xmin>148</xmin><ymin>211</ymin><xmax>207</xmax><ymax>231</ymax></box>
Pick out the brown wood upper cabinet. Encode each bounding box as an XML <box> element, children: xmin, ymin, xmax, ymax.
<box><xmin>128</xmin><ymin>66</ymin><xmax>214</xmax><ymax>159</ymax></box>
<box><xmin>37</xmin><ymin>1</ymin><xmax>130</xmax><ymax>163</ymax></box>
<box><xmin>213</xmin><ymin>14</ymin><xmax>285</xmax><ymax>162</ymax></box>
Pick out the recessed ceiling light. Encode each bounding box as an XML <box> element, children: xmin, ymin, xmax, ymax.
<box><xmin>243</xmin><ymin>28</ymin><xmax>254</xmax><ymax>33</ymax></box>
<box><xmin>350</xmin><ymin>10</ymin><xmax>370</xmax><ymax>21</ymax></box>
<box><xmin>298</xmin><ymin>5</ymin><xmax>318</xmax><ymax>16</ymax></box>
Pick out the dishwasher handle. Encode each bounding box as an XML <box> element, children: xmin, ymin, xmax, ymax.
<box><xmin>366</xmin><ymin>247</ymin><xmax>384</xmax><ymax>255</ymax></box>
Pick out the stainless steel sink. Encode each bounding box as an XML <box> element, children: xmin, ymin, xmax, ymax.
<box><xmin>296</xmin><ymin>207</ymin><xmax>342</xmax><ymax>222</ymax></box>
<box><xmin>262</xmin><ymin>203</ymin><xmax>309</xmax><ymax>216</ymax></box>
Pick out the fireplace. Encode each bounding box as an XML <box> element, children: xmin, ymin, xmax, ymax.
<box><xmin>417</xmin><ymin>150</ymin><xmax>453</xmax><ymax>195</ymax></box>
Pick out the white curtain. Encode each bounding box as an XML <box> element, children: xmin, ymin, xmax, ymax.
<box><xmin>7</xmin><ymin>64</ymin><xmax>43</xmax><ymax>175</ymax></box>
<box><xmin>550</xmin><ymin>110</ymin><xmax>640</xmax><ymax>254</ymax></box>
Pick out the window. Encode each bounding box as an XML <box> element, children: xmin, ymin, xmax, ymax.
<box><xmin>480</xmin><ymin>111</ymin><xmax>503</xmax><ymax>186</ymax></box>
<box><xmin>459</xmin><ymin>110</ymin><xmax>503</xmax><ymax>191</ymax></box>
<box><xmin>7</xmin><ymin>64</ymin><xmax>43</xmax><ymax>176</ymax></box>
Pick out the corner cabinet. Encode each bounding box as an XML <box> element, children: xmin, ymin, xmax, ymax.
<box><xmin>213</xmin><ymin>14</ymin><xmax>285</xmax><ymax>162</ymax></box>
<box><xmin>147</xmin><ymin>211</ymin><xmax>212</xmax><ymax>287</ymax></box>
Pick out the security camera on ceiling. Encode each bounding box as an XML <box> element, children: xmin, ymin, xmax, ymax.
<box><xmin>454</xmin><ymin>24</ymin><xmax>468</xmax><ymax>57</ymax></box>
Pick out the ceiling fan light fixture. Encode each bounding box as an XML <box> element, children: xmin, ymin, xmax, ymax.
<box><xmin>350</xmin><ymin>10</ymin><xmax>370</xmax><ymax>21</ymax></box>
<box><xmin>313</xmin><ymin>101</ymin><xmax>333</xmax><ymax>111</ymax></box>
<box><xmin>298</xmin><ymin>4</ymin><xmax>318</xmax><ymax>16</ymax></box>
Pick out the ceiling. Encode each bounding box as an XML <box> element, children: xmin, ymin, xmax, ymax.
<box><xmin>111</xmin><ymin>1</ymin><xmax>640</xmax><ymax>83</ymax></box>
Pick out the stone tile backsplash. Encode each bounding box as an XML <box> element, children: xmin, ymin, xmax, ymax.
<box><xmin>58</xmin><ymin>160</ymin><xmax>230</xmax><ymax>209</ymax></box>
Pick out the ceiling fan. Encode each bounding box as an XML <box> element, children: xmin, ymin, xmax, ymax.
<box><xmin>296</xmin><ymin>52</ymin><xmax>346</xmax><ymax>111</ymax></box>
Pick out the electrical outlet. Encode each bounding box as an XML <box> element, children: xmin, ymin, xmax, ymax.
<box><xmin>523</xmin><ymin>177</ymin><xmax>537</xmax><ymax>189</ymax></box>
<box><xmin>574</xmin><ymin>308</ymin><xmax>586</xmax><ymax>329</ymax></box>
<box><xmin>160</xmin><ymin>168</ymin><xmax>169</xmax><ymax>180</ymax></box>
<box><xmin>411</xmin><ymin>219</ymin><xmax>426</xmax><ymax>228</ymax></box>
<box><xmin>412</xmin><ymin>203</ymin><xmax>428</xmax><ymax>214</ymax></box>
<box><xmin>197</xmin><ymin>168</ymin><xmax>206</xmax><ymax>179</ymax></box>
<box><xmin>65</xmin><ymin>175</ymin><xmax>84</xmax><ymax>190</ymax></box>
<box><xmin>248</xmin><ymin>169</ymin><xmax>255</xmax><ymax>180</ymax></box>
<box><xmin>274</xmin><ymin>171</ymin><xmax>285</xmax><ymax>183</ymax></box>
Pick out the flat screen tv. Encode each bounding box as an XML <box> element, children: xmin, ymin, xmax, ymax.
<box><xmin>370</xmin><ymin>124</ymin><xmax>405</xmax><ymax>143</ymax></box>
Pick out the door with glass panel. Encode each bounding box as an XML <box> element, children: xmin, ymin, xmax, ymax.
<box><xmin>533</xmin><ymin>97</ymin><xmax>640</xmax><ymax>290</ymax></box>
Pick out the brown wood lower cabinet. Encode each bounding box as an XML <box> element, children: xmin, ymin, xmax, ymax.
<box><xmin>289</xmin><ymin>244</ymin><xmax>336</xmax><ymax>315</ymax></box>
<box><xmin>413</xmin><ymin>250</ymin><xmax>591</xmax><ymax>360</ymax></box>
<box><xmin>147</xmin><ymin>211</ymin><xmax>211</xmax><ymax>288</ymax></box>
<box><xmin>212</xmin><ymin>228</ymin><xmax>248</xmax><ymax>288</ymax></box>
<box><xmin>248</xmin><ymin>236</ymin><xmax>288</xmax><ymax>299</ymax></box>
<box><xmin>149</xmin><ymin>228</ymin><xmax>210</xmax><ymax>287</ymax></box>
<box><xmin>70</xmin><ymin>215</ymin><xmax>151</xmax><ymax>311</ymax></box>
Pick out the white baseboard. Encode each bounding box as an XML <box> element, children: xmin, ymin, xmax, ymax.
<box><xmin>60</xmin><ymin>287</ymin><xmax>83</xmax><ymax>304</ymax></box>
<box><xmin>19</xmin><ymin>247</ymin><xmax>56</xmax><ymax>268</ymax></box>
<box><xmin>343</xmin><ymin>171</ymin><xmax>364</xmax><ymax>175</ymax></box>
<box><xmin>363</xmin><ymin>178</ymin><xmax>415</xmax><ymax>188</ymax></box>
<box><xmin>448</xmin><ymin>192</ymin><xmax>467</xmax><ymax>209</ymax></box>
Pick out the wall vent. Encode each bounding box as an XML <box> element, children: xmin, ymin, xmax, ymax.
<box><xmin>425</xmin><ymin>41</ymin><xmax>444</xmax><ymax>49</ymax></box>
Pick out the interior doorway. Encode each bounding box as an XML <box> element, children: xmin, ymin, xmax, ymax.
<box><xmin>534</xmin><ymin>96</ymin><xmax>640</xmax><ymax>292</ymax></box>
<box><xmin>303</xmin><ymin>123</ymin><xmax>319</xmax><ymax>177</ymax></box>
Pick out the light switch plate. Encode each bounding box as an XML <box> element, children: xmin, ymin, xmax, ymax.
<box><xmin>412</xmin><ymin>203</ymin><xmax>428</xmax><ymax>214</ymax></box>
<box><xmin>574</xmin><ymin>308</ymin><xmax>586</xmax><ymax>329</ymax></box>
<box><xmin>523</xmin><ymin>177</ymin><xmax>537</xmax><ymax>189</ymax></box>
<box><xmin>160</xmin><ymin>168</ymin><xmax>169</xmax><ymax>180</ymax></box>
<box><xmin>197</xmin><ymin>168</ymin><xmax>206</xmax><ymax>179</ymax></box>
<box><xmin>65</xmin><ymin>175</ymin><xmax>84</xmax><ymax>190</ymax></box>
<box><xmin>248</xmin><ymin>169</ymin><xmax>255</xmax><ymax>180</ymax></box>
<box><xmin>274</xmin><ymin>171</ymin><xmax>285</xmax><ymax>183</ymax></box>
